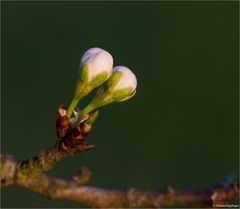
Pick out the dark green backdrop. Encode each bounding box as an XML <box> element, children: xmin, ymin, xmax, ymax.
<box><xmin>1</xmin><ymin>1</ymin><xmax>239</xmax><ymax>208</ymax></box>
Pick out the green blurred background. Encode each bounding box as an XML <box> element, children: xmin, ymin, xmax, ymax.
<box><xmin>1</xmin><ymin>1</ymin><xmax>239</xmax><ymax>208</ymax></box>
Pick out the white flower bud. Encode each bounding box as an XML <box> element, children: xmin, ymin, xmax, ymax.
<box><xmin>66</xmin><ymin>47</ymin><xmax>113</xmax><ymax>118</ymax></box>
<box><xmin>81</xmin><ymin>47</ymin><xmax>113</xmax><ymax>82</ymax></box>
<box><xmin>79</xmin><ymin>66</ymin><xmax>137</xmax><ymax>119</ymax></box>
<box><xmin>112</xmin><ymin>66</ymin><xmax>137</xmax><ymax>92</ymax></box>
<box><xmin>95</xmin><ymin>65</ymin><xmax>137</xmax><ymax>103</ymax></box>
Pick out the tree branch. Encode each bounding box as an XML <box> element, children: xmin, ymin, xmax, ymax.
<box><xmin>1</xmin><ymin>150</ymin><xmax>239</xmax><ymax>208</ymax></box>
<box><xmin>16</xmin><ymin>175</ymin><xmax>239</xmax><ymax>208</ymax></box>
<box><xmin>1</xmin><ymin>106</ymin><xmax>239</xmax><ymax>208</ymax></box>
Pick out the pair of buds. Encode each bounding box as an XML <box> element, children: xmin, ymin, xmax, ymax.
<box><xmin>56</xmin><ymin>47</ymin><xmax>137</xmax><ymax>150</ymax></box>
<box><xmin>66</xmin><ymin>47</ymin><xmax>138</xmax><ymax>124</ymax></box>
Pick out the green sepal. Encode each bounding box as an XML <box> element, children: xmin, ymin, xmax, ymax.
<box><xmin>85</xmin><ymin>110</ymin><xmax>99</xmax><ymax>125</ymax></box>
<box><xmin>90</xmin><ymin>71</ymin><xmax>109</xmax><ymax>88</ymax></box>
<box><xmin>104</xmin><ymin>71</ymin><xmax>122</xmax><ymax>92</ymax></box>
<box><xmin>117</xmin><ymin>90</ymin><xmax>136</xmax><ymax>102</ymax></box>
<box><xmin>79</xmin><ymin>64</ymin><xmax>89</xmax><ymax>83</ymax></box>
<box><xmin>79</xmin><ymin>87</ymin><xmax>135</xmax><ymax>119</ymax></box>
<box><xmin>112</xmin><ymin>87</ymin><xmax>134</xmax><ymax>102</ymax></box>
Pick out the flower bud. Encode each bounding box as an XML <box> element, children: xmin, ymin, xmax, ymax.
<box><xmin>67</xmin><ymin>47</ymin><xmax>113</xmax><ymax>118</ymax></box>
<box><xmin>79</xmin><ymin>47</ymin><xmax>113</xmax><ymax>85</ymax></box>
<box><xmin>108</xmin><ymin>66</ymin><xmax>137</xmax><ymax>101</ymax></box>
<box><xmin>79</xmin><ymin>66</ymin><xmax>137</xmax><ymax>119</ymax></box>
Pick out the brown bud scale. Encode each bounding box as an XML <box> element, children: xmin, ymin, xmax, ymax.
<box><xmin>56</xmin><ymin>105</ymin><xmax>93</xmax><ymax>150</ymax></box>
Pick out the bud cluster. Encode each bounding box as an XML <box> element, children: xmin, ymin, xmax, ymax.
<box><xmin>66</xmin><ymin>47</ymin><xmax>138</xmax><ymax>126</ymax></box>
